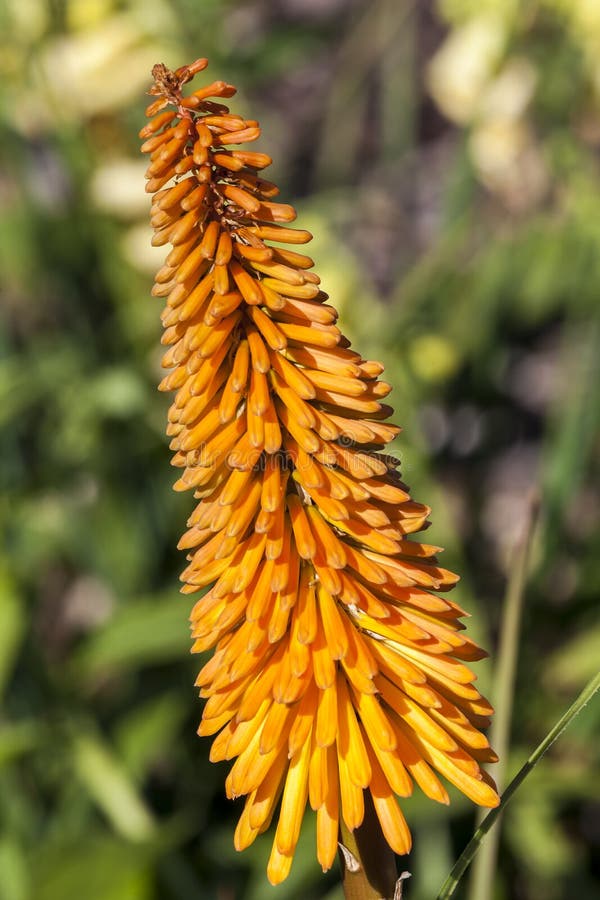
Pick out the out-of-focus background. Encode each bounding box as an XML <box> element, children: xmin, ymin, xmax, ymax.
<box><xmin>1</xmin><ymin>1</ymin><xmax>599</xmax><ymax>898</ymax></box>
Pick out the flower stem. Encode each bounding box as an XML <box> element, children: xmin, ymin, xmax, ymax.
<box><xmin>467</xmin><ymin>492</ymin><xmax>540</xmax><ymax>900</ymax></box>
<box><xmin>436</xmin><ymin>668</ymin><xmax>600</xmax><ymax>900</ymax></box>
<box><xmin>339</xmin><ymin>793</ymin><xmax>398</xmax><ymax>900</ymax></box>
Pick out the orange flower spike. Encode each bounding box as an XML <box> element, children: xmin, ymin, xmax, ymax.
<box><xmin>141</xmin><ymin>59</ymin><xmax>499</xmax><ymax>886</ymax></box>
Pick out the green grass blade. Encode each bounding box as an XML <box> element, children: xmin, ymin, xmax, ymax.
<box><xmin>436</xmin><ymin>669</ymin><xmax>600</xmax><ymax>900</ymax></box>
<box><xmin>466</xmin><ymin>494</ymin><xmax>540</xmax><ymax>900</ymax></box>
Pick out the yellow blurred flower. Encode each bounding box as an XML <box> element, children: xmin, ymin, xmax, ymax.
<box><xmin>38</xmin><ymin>17</ymin><xmax>166</xmax><ymax>117</ymax></box>
<box><xmin>409</xmin><ymin>334</ymin><xmax>461</xmax><ymax>384</ymax></box>
<box><xmin>426</xmin><ymin>15</ymin><xmax>506</xmax><ymax>125</ymax></box>
<box><xmin>91</xmin><ymin>159</ymin><xmax>150</xmax><ymax>219</ymax></box>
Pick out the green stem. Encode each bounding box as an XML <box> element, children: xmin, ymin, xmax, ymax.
<box><xmin>467</xmin><ymin>494</ymin><xmax>540</xmax><ymax>900</ymax></box>
<box><xmin>436</xmin><ymin>669</ymin><xmax>600</xmax><ymax>900</ymax></box>
<box><xmin>339</xmin><ymin>793</ymin><xmax>398</xmax><ymax>900</ymax></box>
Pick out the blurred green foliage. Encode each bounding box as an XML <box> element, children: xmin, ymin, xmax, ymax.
<box><xmin>1</xmin><ymin>1</ymin><xmax>599</xmax><ymax>898</ymax></box>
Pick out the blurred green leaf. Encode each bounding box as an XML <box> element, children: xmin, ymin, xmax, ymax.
<box><xmin>508</xmin><ymin>797</ymin><xmax>578</xmax><ymax>879</ymax></box>
<box><xmin>114</xmin><ymin>693</ymin><xmax>187</xmax><ymax>780</ymax></box>
<box><xmin>89</xmin><ymin>367</ymin><xmax>148</xmax><ymax>418</ymax></box>
<box><xmin>0</xmin><ymin>568</ymin><xmax>24</xmax><ymax>697</ymax></box>
<box><xmin>72</xmin><ymin>734</ymin><xmax>156</xmax><ymax>842</ymax></box>
<box><xmin>412</xmin><ymin>822</ymin><xmax>453</xmax><ymax>900</ymax></box>
<box><xmin>31</xmin><ymin>835</ymin><xmax>154</xmax><ymax>900</ymax></box>
<box><xmin>0</xmin><ymin>837</ymin><xmax>28</xmax><ymax>900</ymax></box>
<box><xmin>0</xmin><ymin>722</ymin><xmax>38</xmax><ymax>767</ymax></box>
<box><xmin>546</xmin><ymin>623</ymin><xmax>600</xmax><ymax>691</ymax></box>
<box><xmin>73</xmin><ymin>592</ymin><xmax>190</xmax><ymax>677</ymax></box>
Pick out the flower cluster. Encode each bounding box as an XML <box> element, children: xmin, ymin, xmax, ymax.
<box><xmin>140</xmin><ymin>58</ymin><xmax>499</xmax><ymax>885</ymax></box>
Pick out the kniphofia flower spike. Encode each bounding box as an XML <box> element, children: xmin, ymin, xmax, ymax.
<box><xmin>140</xmin><ymin>59</ymin><xmax>500</xmax><ymax>885</ymax></box>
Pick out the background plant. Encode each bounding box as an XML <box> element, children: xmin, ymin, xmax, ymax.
<box><xmin>1</xmin><ymin>1</ymin><xmax>599</xmax><ymax>899</ymax></box>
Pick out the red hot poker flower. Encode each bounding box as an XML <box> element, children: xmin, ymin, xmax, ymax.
<box><xmin>140</xmin><ymin>58</ymin><xmax>499</xmax><ymax>885</ymax></box>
